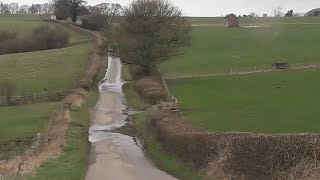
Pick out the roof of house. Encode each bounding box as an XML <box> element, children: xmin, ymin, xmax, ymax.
<box><xmin>224</xmin><ymin>14</ymin><xmax>237</xmax><ymax>19</ymax></box>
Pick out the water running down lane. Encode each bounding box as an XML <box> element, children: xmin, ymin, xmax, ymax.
<box><xmin>85</xmin><ymin>56</ymin><xmax>176</xmax><ymax>180</ymax></box>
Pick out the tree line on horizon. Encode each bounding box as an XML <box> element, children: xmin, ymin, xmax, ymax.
<box><xmin>0</xmin><ymin>1</ymin><xmax>121</xmax><ymax>19</ymax></box>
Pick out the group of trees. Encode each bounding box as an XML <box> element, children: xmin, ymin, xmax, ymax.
<box><xmin>0</xmin><ymin>2</ymin><xmax>53</xmax><ymax>15</ymax></box>
<box><xmin>53</xmin><ymin>0</ymin><xmax>123</xmax><ymax>23</ymax></box>
<box><xmin>236</xmin><ymin>7</ymin><xmax>304</xmax><ymax>18</ymax></box>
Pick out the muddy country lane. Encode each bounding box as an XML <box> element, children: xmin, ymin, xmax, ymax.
<box><xmin>85</xmin><ymin>56</ymin><xmax>176</xmax><ymax>180</ymax></box>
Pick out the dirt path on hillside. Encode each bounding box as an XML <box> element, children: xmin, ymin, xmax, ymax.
<box><xmin>166</xmin><ymin>64</ymin><xmax>320</xmax><ymax>80</ymax></box>
<box><xmin>85</xmin><ymin>57</ymin><xmax>176</xmax><ymax>180</ymax></box>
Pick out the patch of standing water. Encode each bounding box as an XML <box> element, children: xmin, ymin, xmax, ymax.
<box><xmin>86</xmin><ymin>55</ymin><xmax>176</xmax><ymax>180</ymax></box>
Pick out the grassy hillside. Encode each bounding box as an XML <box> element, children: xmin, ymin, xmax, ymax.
<box><xmin>168</xmin><ymin>69</ymin><xmax>320</xmax><ymax>133</ymax></box>
<box><xmin>0</xmin><ymin>15</ymin><xmax>92</xmax><ymax>95</ymax></box>
<box><xmin>0</xmin><ymin>15</ymin><xmax>92</xmax><ymax>166</ymax></box>
<box><xmin>161</xmin><ymin>24</ymin><xmax>320</xmax><ymax>77</ymax></box>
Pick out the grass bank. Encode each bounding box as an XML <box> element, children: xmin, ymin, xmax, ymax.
<box><xmin>23</xmin><ymin>92</ymin><xmax>98</xmax><ymax>180</ymax></box>
<box><xmin>123</xmin><ymin>82</ymin><xmax>202</xmax><ymax>180</ymax></box>
<box><xmin>0</xmin><ymin>103</ymin><xmax>58</xmax><ymax>160</ymax></box>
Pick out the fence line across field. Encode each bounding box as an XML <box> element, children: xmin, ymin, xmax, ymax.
<box><xmin>166</xmin><ymin>63</ymin><xmax>320</xmax><ymax>80</ymax></box>
<box><xmin>0</xmin><ymin>89</ymin><xmax>71</xmax><ymax>106</ymax></box>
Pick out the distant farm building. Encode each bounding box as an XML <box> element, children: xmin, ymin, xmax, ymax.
<box><xmin>272</xmin><ymin>62</ymin><xmax>291</xmax><ymax>70</ymax></box>
<box><xmin>50</xmin><ymin>15</ymin><xmax>57</xmax><ymax>20</ymax></box>
<box><xmin>305</xmin><ymin>8</ymin><xmax>320</xmax><ymax>16</ymax></box>
<box><xmin>223</xmin><ymin>14</ymin><xmax>240</xmax><ymax>28</ymax></box>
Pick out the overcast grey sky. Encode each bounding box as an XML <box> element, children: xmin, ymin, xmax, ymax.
<box><xmin>5</xmin><ymin>0</ymin><xmax>320</xmax><ymax>17</ymax></box>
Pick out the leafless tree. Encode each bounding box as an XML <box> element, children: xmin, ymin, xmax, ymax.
<box><xmin>274</xmin><ymin>6</ymin><xmax>283</xmax><ymax>17</ymax></box>
<box><xmin>249</xmin><ymin>12</ymin><xmax>259</xmax><ymax>17</ymax></box>
<box><xmin>18</xmin><ymin>5</ymin><xmax>30</xmax><ymax>14</ymax></box>
<box><xmin>88</xmin><ymin>3</ymin><xmax>122</xmax><ymax>25</ymax></box>
<box><xmin>42</xmin><ymin>3</ymin><xmax>54</xmax><ymax>14</ymax></box>
<box><xmin>29</xmin><ymin>4</ymin><xmax>42</xmax><ymax>14</ymax></box>
<box><xmin>112</xmin><ymin>0</ymin><xmax>191</xmax><ymax>74</ymax></box>
<box><xmin>9</xmin><ymin>2</ymin><xmax>19</xmax><ymax>14</ymax></box>
<box><xmin>0</xmin><ymin>2</ymin><xmax>10</xmax><ymax>14</ymax></box>
<box><xmin>70</xmin><ymin>0</ymin><xmax>86</xmax><ymax>22</ymax></box>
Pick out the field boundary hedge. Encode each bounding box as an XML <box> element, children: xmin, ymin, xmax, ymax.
<box><xmin>146</xmin><ymin>108</ymin><xmax>320</xmax><ymax>179</ymax></box>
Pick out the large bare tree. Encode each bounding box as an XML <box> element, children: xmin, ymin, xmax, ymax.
<box><xmin>70</xmin><ymin>0</ymin><xmax>86</xmax><ymax>22</ymax></box>
<box><xmin>112</xmin><ymin>0</ymin><xmax>191</xmax><ymax>74</ymax></box>
<box><xmin>274</xmin><ymin>6</ymin><xmax>283</xmax><ymax>17</ymax></box>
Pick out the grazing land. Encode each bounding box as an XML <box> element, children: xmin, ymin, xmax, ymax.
<box><xmin>161</xmin><ymin>24</ymin><xmax>320</xmax><ymax>77</ymax></box>
<box><xmin>162</xmin><ymin>18</ymin><xmax>320</xmax><ymax>134</ymax></box>
<box><xmin>0</xmin><ymin>15</ymin><xmax>92</xmax><ymax>95</ymax></box>
<box><xmin>0</xmin><ymin>102</ymin><xmax>57</xmax><ymax>160</ymax></box>
<box><xmin>188</xmin><ymin>17</ymin><xmax>320</xmax><ymax>25</ymax></box>
<box><xmin>168</xmin><ymin>69</ymin><xmax>320</xmax><ymax>133</ymax></box>
<box><xmin>0</xmin><ymin>15</ymin><xmax>92</xmax><ymax>168</ymax></box>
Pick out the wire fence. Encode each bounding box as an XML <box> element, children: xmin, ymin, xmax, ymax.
<box><xmin>0</xmin><ymin>89</ymin><xmax>71</xmax><ymax>106</ymax></box>
<box><xmin>166</xmin><ymin>63</ymin><xmax>320</xmax><ymax>80</ymax></box>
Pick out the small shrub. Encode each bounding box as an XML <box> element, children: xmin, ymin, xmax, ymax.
<box><xmin>31</xmin><ymin>26</ymin><xmax>70</xmax><ymax>50</ymax></box>
<box><xmin>81</xmin><ymin>15</ymin><xmax>107</xmax><ymax>31</ymax></box>
<box><xmin>0</xmin><ymin>26</ymin><xmax>69</xmax><ymax>55</ymax></box>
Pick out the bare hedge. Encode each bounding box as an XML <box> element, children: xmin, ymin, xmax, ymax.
<box><xmin>80</xmin><ymin>15</ymin><xmax>108</xmax><ymax>31</ymax></box>
<box><xmin>0</xmin><ymin>26</ymin><xmax>69</xmax><ymax>55</ymax></box>
<box><xmin>146</xmin><ymin>109</ymin><xmax>320</xmax><ymax>179</ymax></box>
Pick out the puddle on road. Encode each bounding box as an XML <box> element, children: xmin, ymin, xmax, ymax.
<box><xmin>86</xmin><ymin>56</ymin><xmax>176</xmax><ymax>180</ymax></box>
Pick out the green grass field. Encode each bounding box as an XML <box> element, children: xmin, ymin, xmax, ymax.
<box><xmin>0</xmin><ymin>15</ymin><xmax>92</xmax><ymax>95</ymax></box>
<box><xmin>0</xmin><ymin>15</ymin><xmax>92</xmax><ymax>166</ymax></box>
<box><xmin>0</xmin><ymin>103</ymin><xmax>57</xmax><ymax>160</ymax></box>
<box><xmin>24</xmin><ymin>92</ymin><xmax>98</xmax><ymax>180</ymax></box>
<box><xmin>161</xmin><ymin>24</ymin><xmax>320</xmax><ymax>77</ymax></box>
<box><xmin>168</xmin><ymin>69</ymin><xmax>320</xmax><ymax>133</ymax></box>
<box><xmin>161</xmin><ymin>18</ymin><xmax>320</xmax><ymax>134</ymax></box>
<box><xmin>188</xmin><ymin>17</ymin><xmax>320</xmax><ymax>24</ymax></box>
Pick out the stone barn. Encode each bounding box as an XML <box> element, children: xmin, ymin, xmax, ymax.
<box><xmin>223</xmin><ymin>14</ymin><xmax>240</xmax><ymax>28</ymax></box>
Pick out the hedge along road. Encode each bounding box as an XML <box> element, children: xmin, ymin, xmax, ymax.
<box><xmin>85</xmin><ymin>56</ymin><xmax>175</xmax><ymax>180</ymax></box>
